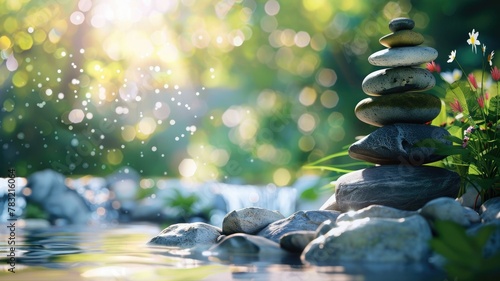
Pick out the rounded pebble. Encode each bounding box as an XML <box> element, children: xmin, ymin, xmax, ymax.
<box><xmin>379</xmin><ymin>30</ymin><xmax>424</xmax><ymax>48</ymax></box>
<box><xmin>389</xmin><ymin>17</ymin><xmax>415</xmax><ymax>32</ymax></box>
<box><xmin>362</xmin><ymin>67</ymin><xmax>435</xmax><ymax>96</ymax></box>
<box><xmin>368</xmin><ymin>46</ymin><xmax>438</xmax><ymax>67</ymax></box>
<box><xmin>354</xmin><ymin>93</ymin><xmax>442</xmax><ymax>127</ymax></box>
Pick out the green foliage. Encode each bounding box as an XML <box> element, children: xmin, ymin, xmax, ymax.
<box><xmin>430</xmin><ymin>220</ymin><xmax>500</xmax><ymax>281</ymax></box>
<box><xmin>23</xmin><ymin>202</ymin><xmax>49</xmax><ymax>220</ymax></box>
<box><xmin>428</xmin><ymin>30</ymin><xmax>500</xmax><ymax>202</ymax></box>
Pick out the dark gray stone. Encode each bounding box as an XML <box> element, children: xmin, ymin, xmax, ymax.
<box><xmin>302</xmin><ymin>215</ymin><xmax>432</xmax><ymax>264</ymax></box>
<box><xmin>148</xmin><ymin>222</ymin><xmax>222</xmax><ymax>248</ymax></box>
<box><xmin>480</xmin><ymin>197</ymin><xmax>500</xmax><ymax>223</ymax></box>
<box><xmin>348</xmin><ymin>123</ymin><xmax>450</xmax><ymax>165</ymax></box>
<box><xmin>222</xmin><ymin>207</ymin><xmax>285</xmax><ymax>235</ymax></box>
<box><xmin>362</xmin><ymin>67</ymin><xmax>435</xmax><ymax>96</ymax></box>
<box><xmin>368</xmin><ymin>46</ymin><xmax>438</xmax><ymax>67</ymax></box>
<box><xmin>279</xmin><ymin>231</ymin><xmax>316</xmax><ymax>253</ymax></box>
<box><xmin>354</xmin><ymin>93</ymin><xmax>442</xmax><ymax>127</ymax></box>
<box><xmin>331</xmin><ymin>165</ymin><xmax>460</xmax><ymax>212</ymax></box>
<box><xmin>389</xmin><ymin>17</ymin><xmax>415</xmax><ymax>32</ymax></box>
<box><xmin>257</xmin><ymin>210</ymin><xmax>341</xmax><ymax>243</ymax></box>
<box><xmin>26</xmin><ymin>169</ymin><xmax>91</xmax><ymax>224</ymax></box>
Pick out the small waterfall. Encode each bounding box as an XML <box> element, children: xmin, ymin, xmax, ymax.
<box><xmin>210</xmin><ymin>182</ymin><xmax>297</xmax><ymax>217</ymax></box>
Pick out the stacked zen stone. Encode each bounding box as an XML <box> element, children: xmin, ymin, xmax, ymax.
<box><xmin>321</xmin><ymin>18</ymin><xmax>461</xmax><ymax>212</ymax></box>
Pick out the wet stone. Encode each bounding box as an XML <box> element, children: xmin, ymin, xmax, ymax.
<box><xmin>257</xmin><ymin>210</ymin><xmax>341</xmax><ymax>243</ymax></box>
<box><xmin>348</xmin><ymin>123</ymin><xmax>450</xmax><ymax>165</ymax></box>
<box><xmin>379</xmin><ymin>30</ymin><xmax>424</xmax><ymax>48</ymax></box>
<box><xmin>302</xmin><ymin>215</ymin><xmax>432</xmax><ymax>264</ymax></box>
<box><xmin>354</xmin><ymin>93</ymin><xmax>442</xmax><ymax>127</ymax></box>
<box><xmin>222</xmin><ymin>207</ymin><xmax>285</xmax><ymax>235</ymax></box>
<box><xmin>279</xmin><ymin>231</ymin><xmax>316</xmax><ymax>253</ymax></box>
<box><xmin>389</xmin><ymin>17</ymin><xmax>415</xmax><ymax>32</ymax></box>
<box><xmin>148</xmin><ymin>222</ymin><xmax>222</xmax><ymax>249</ymax></box>
<box><xmin>362</xmin><ymin>67</ymin><xmax>435</xmax><ymax>96</ymax></box>
<box><xmin>332</xmin><ymin>165</ymin><xmax>461</xmax><ymax>212</ymax></box>
<box><xmin>368</xmin><ymin>46</ymin><xmax>438</xmax><ymax>67</ymax></box>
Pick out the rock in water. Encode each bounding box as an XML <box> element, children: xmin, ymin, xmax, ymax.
<box><xmin>348</xmin><ymin>123</ymin><xmax>450</xmax><ymax>165</ymax></box>
<box><xmin>329</xmin><ymin>165</ymin><xmax>460</xmax><ymax>212</ymax></box>
<box><xmin>368</xmin><ymin>46</ymin><xmax>438</xmax><ymax>67</ymax></box>
<box><xmin>148</xmin><ymin>222</ymin><xmax>222</xmax><ymax>248</ymax></box>
<box><xmin>222</xmin><ymin>207</ymin><xmax>285</xmax><ymax>235</ymax></box>
<box><xmin>257</xmin><ymin>210</ymin><xmax>341</xmax><ymax>243</ymax></box>
<box><xmin>362</xmin><ymin>67</ymin><xmax>435</xmax><ymax>96</ymax></box>
<box><xmin>302</xmin><ymin>215</ymin><xmax>432</xmax><ymax>264</ymax></box>
<box><xmin>354</xmin><ymin>93</ymin><xmax>442</xmax><ymax>127</ymax></box>
<box><xmin>26</xmin><ymin>169</ymin><xmax>91</xmax><ymax>224</ymax></box>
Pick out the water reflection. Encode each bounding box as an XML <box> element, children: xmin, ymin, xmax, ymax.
<box><xmin>0</xmin><ymin>223</ymin><xmax>445</xmax><ymax>281</ymax></box>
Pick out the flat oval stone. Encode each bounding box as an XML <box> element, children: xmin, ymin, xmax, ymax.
<box><xmin>354</xmin><ymin>93</ymin><xmax>441</xmax><ymax>127</ymax></box>
<box><xmin>368</xmin><ymin>46</ymin><xmax>438</xmax><ymax>67</ymax></box>
<box><xmin>332</xmin><ymin>165</ymin><xmax>460</xmax><ymax>212</ymax></box>
<box><xmin>379</xmin><ymin>30</ymin><xmax>424</xmax><ymax>48</ymax></box>
<box><xmin>348</xmin><ymin>123</ymin><xmax>450</xmax><ymax>165</ymax></box>
<box><xmin>389</xmin><ymin>17</ymin><xmax>415</xmax><ymax>32</ymax></box>
<box><xmin>362</xmin><ymin>67</ymin><xmax>435</xmax><ymax>96</ymax></box>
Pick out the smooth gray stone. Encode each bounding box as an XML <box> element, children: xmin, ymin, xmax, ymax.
<box><xmin>480</xmin><ymin>197</ymin><xmax>500</xmax><ymax>223</ymax></box>
<box><xmin>389</xmin><ymin>17</ymin><xmax>415</xmax><ymax>32</ymax></box>
<box><xmin>279</xmin><ymin>230</ymin><xmax>316</xmax><ymax>253</ymax></box>
<box><xmin>222</xmin><ymin>207</ymin><xmax>285</xmax><ymax>235</ymax></box>
<box><xmin>362</xmin><ymin>67</ymin><xmax>435</xmax><ymax>96</ymax></box>
<box><xmin>302</xmin><ymin>215</ymin><xmax>432</xmax><ymax>264</ymax></box>
<box><xmin>332</xmin><ymin>165</ymin><xmax>460</xmax><ymax>212</ymax></box>
<box><xmin>148</xmin><ymin>222</ymin><xmax>222</xmax><ymax>248</ymax></box>
<box><xmin>257</xmin><ymin>210</ymin><xmax>341</xmax><ymax>243</ymax></box>
<box><xmin>354</xmin><ymin>93</ymin><xmax>442</xmax><ymax>127</ymax></box>
<box><xmin>26</xmin><ymin>169</ymin><xmax>91</xmax><ymax>224</ymax></box>
<box><xmin>348</xmin><ymin>123</ymin><xmax>450</xmax><ymax>165</ymax></box>
<box><xmin>207</xmin><ymin>233</ymin><xmax>290</xmax><ymax>263</ymax></box>
<box><xmin>368</xmin><ymin>46</ymin><xmax>438</xmax><ymax>67</ymax></box>
<box><xmin>419</xmin><ymin>197</ymin><xmax>470</xmax><ymax>227</ymax></box>
<box><xmin>336</xmin><ymin>205</ymin><xmax>417</xmax><ymax>223</ymax></box>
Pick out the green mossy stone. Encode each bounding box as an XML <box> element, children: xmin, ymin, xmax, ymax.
<box><xmin>354</xmin><ymin>92</ymin><xmax>441</xmax><ymax>127</ymax></box>
<box><xmin>379</xmin><ymin>30</ymin><xmax>424</xmax><ymax>48</ymax></box>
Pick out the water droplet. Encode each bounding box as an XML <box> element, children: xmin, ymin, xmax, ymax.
<box><xmin>151</xmin><ymin>146</ymin><xmax>157</xmax><ymax>152</ymax></box>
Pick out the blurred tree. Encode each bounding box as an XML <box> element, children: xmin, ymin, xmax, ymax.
<box><xmin>0</xmin><ymin>0</ymin><xmax>498</xmax><ymax>184</ymax></box>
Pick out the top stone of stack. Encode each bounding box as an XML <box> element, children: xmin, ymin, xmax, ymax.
<box><xmin>388</xmin><ymin>17</ymin><xmax>415</xmax><ymax>32</ymax></box>
<box><xmin>379</xmin><ymin>17</ymin><xmax>424</xmax><ymax>48</ymax></box>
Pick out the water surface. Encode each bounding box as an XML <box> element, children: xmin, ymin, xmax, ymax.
<box><xmin>0</xmin><ymin>223</ymin><xmax>445</xmax><ymax>281</ymax></box>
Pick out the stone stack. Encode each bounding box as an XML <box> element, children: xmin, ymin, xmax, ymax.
<box><xmin>321</xmin><ymin>18</ymin><xmax>460</xmax><ymax>212</ymax></box>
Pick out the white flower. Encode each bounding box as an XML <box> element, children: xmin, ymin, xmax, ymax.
<box><xmin>440</xmin><ymin>69</ymin><xmax>462</xmax><ymax>84</ymax></box>
<box><xmin>467</xmin><ymin>29</ymin><xmax>480</xmax><ymax>53</ymax></box>
<box><xmin>447</xmin><ymin>50</ymin><xmax>456</xmax><ymax>63</ymax></box>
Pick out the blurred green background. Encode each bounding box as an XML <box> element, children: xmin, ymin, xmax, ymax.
<box><xmin>1</xmin><ymin>0</ymin><xmax>499</xmax><ymax>185</ymax></box>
